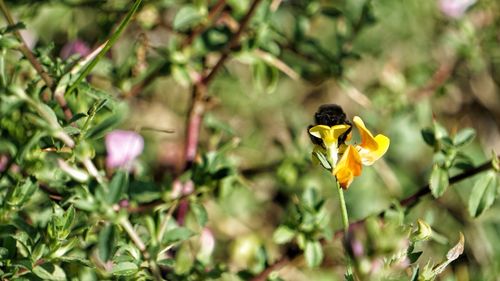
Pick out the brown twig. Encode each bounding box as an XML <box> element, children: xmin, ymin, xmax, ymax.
<box><xmin>125</xmin><ymin>0</ymin><xmax>227</xmax><ymax>99</ymax></box>
<box><xmin>202</xmin><ymin>0</ymin><xmax>263</xmax><ymax>85</ymax></box>
<box><xmin>181</xmin><ymin>0</ymin><xmax>226</xmax><ymax>48</ymax></box>
<box><xmin>250</xmin><ymin>156</ymin><xmax>498</xmax><ymax>281</ymax></box>
<box><xmin>0</xmin><ymin>0</ymin><xmax>54</xmax><ymax>89</ymax></box>
<box><xmin>0</xmin><ymin>0</ymin><xmax>76</xmax><ymax>121</ymax></box>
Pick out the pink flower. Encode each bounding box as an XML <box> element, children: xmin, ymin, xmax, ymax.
<box><xmin>438</xmin><ymin>0</ymin><xmax>476</xmax><ymax>18</ymax></box>
<box><xmin>60</xmin><ymin>39</ymin><xmax>91</xmax><ymax>59</ymax></box>
<box><xmin>198</xmin><ymin>228</ymin><xmax>215</xmax><ymax>263</ymax></box>
<box><xmin>105</xmin><ymin>130</ymin><xmax>144</xmax><ymax>170</ymax></box>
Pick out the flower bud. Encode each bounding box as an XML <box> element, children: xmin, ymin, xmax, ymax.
<box><xmin>411</xmin><ymin>219</ymin><xmax>432</xmax><ymax>242</ymax></box>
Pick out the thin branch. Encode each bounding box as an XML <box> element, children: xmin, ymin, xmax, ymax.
<box><xmin>0</xmin><ymin>0</ymin><xmax>54</xmax><ymax>89</ymax></box>
<box><xmin>66</xmin><ymin>0</ymin><xmax>143</xmax><ymax>96</ymax></box>
<box><xmin>202</xmin><ymin>0</ymin><xmax>263</xmax><ymax>85</ymax></box>
<box><xmin>125</xmin><ymin>0</ymin><xmax>227</xmax><ymax>99</ymax></box>
<box><xmin>251</xmin><ymin>156</ymin><xmax>499</xmax><ymax>281</ymax></box>
<box><xmin>181</xmin><ymin>0</ymin><xmax>226</xmax><ymax>48</ymax></box>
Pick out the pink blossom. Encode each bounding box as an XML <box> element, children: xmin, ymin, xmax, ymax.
<box><xmin>105</xmin><ymin>130</ymin><xmax>144</xmax><ymax>170</ymax></box>
<box><xmin>438</xmin><ymin>0</ymin><xmax>476</xmax><ymax>18</ymax></box>
<box><xmin>60</xmin><ymin>39</ymin><xmax>91</xmax><ymax>59</ymax></box>
<box><xmin>198</xmin><ymin>228</ymin><xmax>215</xmax><ymax>263</ymax></box>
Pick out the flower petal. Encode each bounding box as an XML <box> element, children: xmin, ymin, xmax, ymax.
<box><xmin>353</xmin><ymin>116</ymin><xmax>390</xmax><ymax>166</ymax></box>
<box><xmin>333</xmin><ymin>145</ymin><xmax>362</xmax><ymax>189</ymax></box>
<box><xmin>358</xmin><ymin>134</ymin><xmax>390</xmax><ymax>166</ymax></box>
<box><xmin>353</xmin><ymin>116</ymin><xmax>378</xmax><ymax>151</ymax></box>
<box><xmin>105</xmin><ymin>130</ymin><xmax>144</xmax><ymax>169</ymax></box>
<box><xmin>309</xmin><ymin>124</ymin><xmax>350</xmax><ymax>146</ymax></box>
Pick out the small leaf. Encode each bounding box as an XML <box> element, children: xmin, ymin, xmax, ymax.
<box><xmin>468</xmin><ymin>171</ymin><xmax>498</xmax><ymax>217</ymax></box>
<box><xmin>313</xmin><ymin>151</ymin><xmax>332</xmax><ymax>170</ymax></box>
<box><xmin>429</xmin><ymin>165</ymin><xmax>449</xmax><ymax>198</ymax></box>
<box><xmin>106</xmin><ymin>170</ymin><xmax>129</xmax><ymax>204</ymax></box>
<box><xmin>163</xmin><ymin>227</ymin><xmax>195</xmax><ymax>245</ymax></box>
<box><xmin>421</xmin><ymin>128</ymin><xmax>435</xmax><ymax>146</ymax></box>
<box><xmin>32</xmin><ymin>264</ymin><xmax>66</xmax><ymax>281</ymax></box>
<box><xmin>432</xmin><ymin>233</ymin><xmax>465</xmax><ymax>275</ymax></box>
<box><xmin>408</xmin><ymin>251</ymin><xmax>423</xmax><ymax>263</ymax></box>
<box><xmin>85</xmin><ymin>114</ymin><xmax>122</xmax><ymax>139</ymax></box>
<box><xmin>173</xmin><ymin>5</ymin><xmax>204</xmax><ymax>31</ymax></box>
<box><xmin>157</xmin><ymin>259</ymin><xmax>175</xmax><ymax>267</ymax></box>
<box><xmin>190</xmin><ymin>202</ymin><xmax>208</xmax><ymax>227</ymax></box>
<box><xmin>273</xmin><ymin>226</ymin><xmax>295</xmax><ymax>244</ymax></box>
<box><xmin>111</xmin><ymin>261</ymin><xmax>138</xmax><ymax>276</ymax></box>
<box><xmin>321</xmin><ymin>7</ymin><xmax>342</xmax><ymax>18</ymax></box>
<box><xmin>433</xmin><ymin>121</ymin><xmax>448</xmax><ymax>139</ymax></box>
<box><xmin>453</xmin><ymin>128</ymin><xmax>475</xmax><ymax>147</ymax></box>
<box><xmin>98</xmin><ymin>224</ymin><xmax>115</xmax><ymax>261</ymax></box>
<box><xmin>68</xmin><ymin>112</ymin><xmax>87</xmax><ymax>124</ymax></box>
<box><xmin>304</xmin><ymin>240</ymin><xmax>323</xmax><ymax>268</ymax></box>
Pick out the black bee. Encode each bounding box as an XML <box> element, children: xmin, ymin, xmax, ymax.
<box><xmin>308</xmin><ymin>104</ymin><xmax>352</xmax><ymax>148</ymax></box>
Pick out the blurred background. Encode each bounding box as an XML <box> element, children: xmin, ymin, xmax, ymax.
<box><xmin>3</xmin><ymin>0</ymin><xmax>499</xmax><ymax>280</ymax></box>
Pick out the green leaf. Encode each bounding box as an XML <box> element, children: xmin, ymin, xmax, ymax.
<box><xmin>38</xmin><ymin>103</ymin><xmax>60</xmax><ymax>128</ymax></box>
<box><xmin>106</xmin><ymin>170</ymin><xmax>129</xmax><ymax>204</ymax></box>
<box><xmin>32</xmin><ymin>264</ymin><xmax>66</xmax><ymax>281</ymax></box>
<box><xmin>163</xmin><ymin>227</ymin><xmax>195</xmax><ymax>245</ymax></box>
<box><xmin>157</xmin><ymin>259</ymin><xmax>175</xmax><ymax>267</ymax></box>
<box><xmin>304</xmin><ymin>240</ymin><xmax>323</xmax><ymax>268</ymax></box>
<box><xmin>468</xmin><ymin>171</ymin><xmax>498</xmax><ymax>218</ymax></box>
<box><xmin>111</xmin><ymin>261</ymin><xmax>138</xmax><ymax>276</ymax></box>
<box><xmin>190</xmin><ymin>202</ymin><xmax>208</xmax><ymax>227</ymax></box>
<box><xmin>6</xmin><ymin>177</ymin><xmax>37</xmax><ymax>207</ymax></box>
<box><xmin>173</xmin><ymin>5</ymin><xmax>204</xmax><ymax>31</ymax></box>
<box><xmin>433</xmin><ymin>121</ymin><xmax>448</xmax><ymax>140</ymax></box>
<box><xmin>98</xmin><ymin>224</ymin><xmax>115</xmax><ymax>261</ymax></box>
<box><xmin>408</xmin><ymin>251</ymin><xmax>423</xmax><ymax>263</ymax></box>
<box><xmin>313</xmin><ymin>150</ymin><xmax>332</xmax><ymax>170</ymax></box>
<box><xmin>273</xmin><ymin>226</ymin><xmax>295</xmax><ymax>244</ymax></box>
<box><xmin>68</xmin><ymin>112</ymin><xmax>87</xmax><ymax>124</ymax></box>
<box><xmin>453</xmin><ymin>128</ymin><xmax>475</xmax><ymax>147</ymax></box>
<box><xmin>85</xmin><ymin>114</ymin><xmax>122</xmax><ymax>140</ymax></box>
<box><xmin>321</xmin><ymin>7</ymin><xmax>342</xmax><ymax>18</ymax></box>
<box><xmin>429</xmin><ymin>165</ymin><xmax>449</xmax><ymax>198</ymax></box>
<box><xmin>421</xmin><ymin>128</ymin><xmax>435</xmax><ymax>146</ymax></box>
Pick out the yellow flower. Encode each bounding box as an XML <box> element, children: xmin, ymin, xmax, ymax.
<box><xmin>309</xmin><ymin>124</ymin><xmax>351</xmax><ymax>166</ymax></box>
<box><xmin>333</xmin><ymin>116</ymin><xmax>390</xmax><ymax>189</ymax></box>
<box><xmin>309</xmin><ymin>115</ymin><xmax>390</xmax><ymax>189</ymax></box>
<box><xmin>332</xmin><ymin>145</ymin><xmax>362</xmax><ymax>189</ymax></box>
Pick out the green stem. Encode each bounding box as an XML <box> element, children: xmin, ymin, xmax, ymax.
<box><xmin>66</xmin><ymin>0</ymin><xmax>142</xmax><ymax>95</ymax></box>
<box><xmin>336</xmin><ymin>181</ymin><xmax>349</xmax><ymax>233</ymax></box>
<box><xmin>335</xmin><ymin>179</ymin><xmax>354</xmax><ymax>279</ymax></box>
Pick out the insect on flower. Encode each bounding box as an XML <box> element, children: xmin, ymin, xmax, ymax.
<box><xmin>308</xmin><ymin>104</ymin><xmax>390</xmax><ymax>189</ymax></box>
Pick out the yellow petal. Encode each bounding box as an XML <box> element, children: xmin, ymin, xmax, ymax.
<box><xmin>353</xmin><ymin>116</ymin><xmax>390</xmax><ymax>165</ymax></box>
<box><xmin>358</xmin><ymin>134</ymin><xmax>390</xmax><ymax>166</ymax></box>
<box><xmin>309</xmin><ymin>124</ymin><xmax>350</xmax><ymax>147</ymax></box>
<box><xmin>333</xmin><ymin>145</ymin><xmax>362</xmax><ymax>189</ymax></box>
<box><xmin>353</xmin><ymin>116</ymin><xmax>378</xmax><ymax>151</ymax></box>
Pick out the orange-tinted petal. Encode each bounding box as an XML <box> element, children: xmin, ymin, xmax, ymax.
<box><xmin>333</xmin><ymin>145</ymin><xmax>362</xmax><ymax>189</ymax></box>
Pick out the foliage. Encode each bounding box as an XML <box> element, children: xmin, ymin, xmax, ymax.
<box><xmin>0</xmin><ymin>0</ymin><xmax>499</xmax><ymax>280</ymax></box>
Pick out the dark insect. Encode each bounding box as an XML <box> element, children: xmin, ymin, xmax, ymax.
<box><xmin>308</xmin><ymin>104</ymin><xmax>352</xmax><ymax>147</ymax></box>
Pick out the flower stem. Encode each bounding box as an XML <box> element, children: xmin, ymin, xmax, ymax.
<box><xmin>335</xmin><ymin>179</ymin><xmax>354</xmax><ymax>278</ymax></box>
<box><xmin>336</xmin><ymin>181</ymin><xmax>349</xmax><ymax>234</ymax></box>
